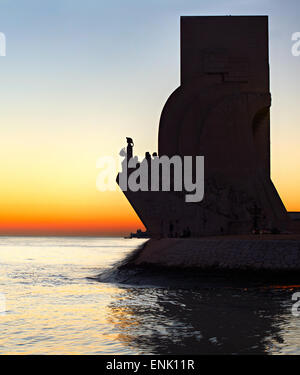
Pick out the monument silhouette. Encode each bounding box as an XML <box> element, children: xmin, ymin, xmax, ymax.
<box><xmin>118</xmin><ymin>16</ymin><xmax>300</xmax><ymax>238</ymax></box>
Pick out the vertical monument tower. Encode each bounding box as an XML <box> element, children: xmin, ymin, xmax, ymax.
<box><xmin>160</xmin><ymin>16</ymin><xmax>271</xmax><ymax>175</ymax></box>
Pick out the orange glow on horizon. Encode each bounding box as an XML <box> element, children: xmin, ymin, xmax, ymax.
<box><xmin>0</xmin><ymin>208</ymin><xmax>145</xmax><ymax>236</ymax></box>
<box><xmin>0</xmin><ymin>149</ymin><xmax>298</xmax><ymax>236</ymax></box>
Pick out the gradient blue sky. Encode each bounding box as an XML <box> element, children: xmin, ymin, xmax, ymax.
<box><xmin>0</xmin><ymin>0</ymin><xmax>300</xmax><ymax>234</ymax></box>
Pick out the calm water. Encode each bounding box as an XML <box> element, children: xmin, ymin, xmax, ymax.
<box><xmin>0</xmin><ymin>236</ymin><xmax>300</xmax><ymax>354</ymax></box>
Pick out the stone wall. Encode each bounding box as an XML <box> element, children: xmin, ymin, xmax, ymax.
<box><xmin>132</xmin><ymin>238</ymin><xmax>300</xmax><ymax>271</ymax></box>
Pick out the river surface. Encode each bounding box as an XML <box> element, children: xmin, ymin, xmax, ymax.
<box><xmin>0</xmin><ymin>236</ymin><xmax>299</xmax><ymax>354</ymax></box>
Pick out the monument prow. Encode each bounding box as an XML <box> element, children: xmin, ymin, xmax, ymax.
<box><xmin>117</xmin><ymin>16</ymin><xmax>299</xmax><ymax>238</ymax></box>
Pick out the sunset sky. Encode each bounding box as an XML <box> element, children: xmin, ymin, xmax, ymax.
<box><xmin>0</xmin><ymin>0</ymin><xmax>300</xmax><ymax>236</ymax></box>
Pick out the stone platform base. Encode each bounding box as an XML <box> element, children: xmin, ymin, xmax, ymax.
<box><xmin>130</xmin><ymin>235</ymin><xmax>300</xmax><ymax>272</ymax></box>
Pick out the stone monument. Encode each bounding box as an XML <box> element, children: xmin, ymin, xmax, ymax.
<box><xmin>118</xmin><ymin>16</ymin><xmax>294</xmax><ymax>238</ymax></box>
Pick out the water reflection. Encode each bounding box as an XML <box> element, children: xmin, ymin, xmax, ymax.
<box><xmin>107</xmin><ymin>286</ymin><xmax>298</xmax><ymax>354</ymax></box>
<box><xmin>1</xmin><ymin>236</ymin><xmax>299</xmax><ymax>354</ymax></box>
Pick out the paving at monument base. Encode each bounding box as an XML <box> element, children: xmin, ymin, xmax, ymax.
<box><xmin>129</xmin><ymin>236</ymin><xmax>300</xmax><ymax>272</ymax></box>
